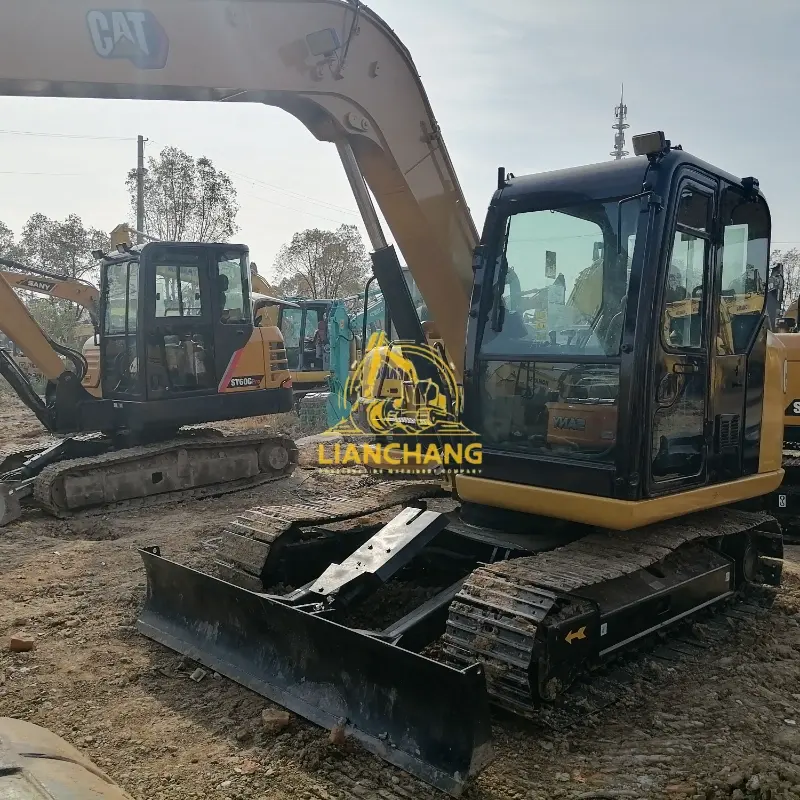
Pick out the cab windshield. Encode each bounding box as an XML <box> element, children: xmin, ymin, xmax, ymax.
<box><xmin>481</xmin><ymin>197</ymin><xmax>640</xmax><ymax>357</ymax></box>
<box><xmin>475</xmin><ymin>196</ymin><xmax>642</xmax><ymax>463</ymax></box>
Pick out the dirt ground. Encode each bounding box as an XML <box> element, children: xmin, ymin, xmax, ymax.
<box><xmin>1</xmin><ymin>389</ymin><xmax>800</xmax><ymax>800</ymax></box>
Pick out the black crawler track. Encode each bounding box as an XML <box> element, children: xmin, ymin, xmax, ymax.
<box><xmin>211</xmin><ymin>480</ymin><xmax>444</xmax><ymax>590</ymax></box>
<box><xmin>442</xmin><ymin>508</ymin><xmax>782</xmax><ymax>715</ymax></box>
<box><xmin>31</xmin><ymin>433</ymin><xmax>298</xmax><ymax>518</ymax></box>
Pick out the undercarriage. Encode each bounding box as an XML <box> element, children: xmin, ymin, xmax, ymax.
<box><xmin>0</xmin><ymin>430</ymin><xmax>297</xmax><ymax>527</ymax></box>
<box><xmin>136</xmin><ymin>483</ymin><xmax>784</xmax><ymax>796</ymax></box>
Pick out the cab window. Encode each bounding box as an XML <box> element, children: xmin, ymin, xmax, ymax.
<box><xmin>716</xmin><ymin>189</ymin><xmax>770</xmax><ymax>354</ymax></box>
<box><xmin>481</xmin><ymin>197</ymin><xmax>639</xmax><ymax>358</ymax></box>
<box><xmin>216</xmin><ymin>251</ymin><xmax>250</xmax><ymax>324</ymax></box>
<box><xmin>154</xmin><ymin>262</ymin><xmax>203</xmax><ymax>318</ymax></box>
<box><xmin>661</xmin><ymin>188</ymin><xmax>711</xmax><ymax>351</ymax></box>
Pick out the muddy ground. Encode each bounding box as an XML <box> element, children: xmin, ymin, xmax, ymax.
<box><xmin>1</xmin><ymin>388</ymin><xmax>799</xmax><ymax>800</ymax></box>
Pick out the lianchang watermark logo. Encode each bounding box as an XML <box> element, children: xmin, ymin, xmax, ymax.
<box><xmin>318</xmin><ymin>335</ymin><xmax>482</xmax><ymax>474</ymax></box>
<box><xmin>87</xmin><ymin>10</ymin><xmax>169</xmax><ymax>70</ymax></box>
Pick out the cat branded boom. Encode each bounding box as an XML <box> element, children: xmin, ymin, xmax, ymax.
<box><xmin>0</xmin><ymin>2</ymin><xmax>788</xmax><ymax>795</ymax></box>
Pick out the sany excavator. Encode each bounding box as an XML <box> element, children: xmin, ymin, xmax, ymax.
<box><xmin>0</xmin><ymin>1</ymin><xmax>789</xmax><ymax>796</ymax></box>
<box><xmin>0</xmin><ymin>228</ymin><xmax>298</xmax><ymax>526</ymax></box>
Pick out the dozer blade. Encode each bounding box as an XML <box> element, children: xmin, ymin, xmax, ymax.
<box><xmin>137</xmin><ymin>548</ymin><xmax>494</xmax><ymax>796</ymax></box>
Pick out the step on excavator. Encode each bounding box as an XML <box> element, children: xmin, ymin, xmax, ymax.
<box><xmin>0</xmin><ymin>1</ymin><xmax>788</xmax><ymax>795</ymax></box>
<box><xmin>0</xmin><ymin>234</ymin><xmax>298</xmax><ymax>526</ymax></box>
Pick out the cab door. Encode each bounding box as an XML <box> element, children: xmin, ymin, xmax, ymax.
<box><xmin>709</xmin><ymin>184</ymin><xmax>771</xmax><ymax>479</ymax></box>
<box><xmin>648</xmin><ymin>177</ymin><xmax>716</xmax><ymax>491</ymax></box>
<box><xmin>100</xmin><ymin>256</ymin><xmax>143</xmax><ymax>400</ymax></box>
<box><xmin>210</xmin><ymin>247</ymin><xmax>255</xmax><ymax>391</ymax></box>
<box><xmin>141</xmin><ymin>243</ymin><xmax>216</xmax><ymax>400</ymax></box>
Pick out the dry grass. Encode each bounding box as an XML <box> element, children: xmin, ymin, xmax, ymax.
<box><xmin>215</xmin><ymin>411</ymin><xmax>303</xmax><ymax>439</ymax></box>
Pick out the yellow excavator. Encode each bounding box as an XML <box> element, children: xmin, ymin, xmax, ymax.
<box><xmin>0</xmin><ymin>232</ymin><xmax>298</xmax><ymax>526</ymax></box>
<box><xmin>0</xmin><ymin>1</ymin><xmax>789</xmax><ymax>796</ymax></box>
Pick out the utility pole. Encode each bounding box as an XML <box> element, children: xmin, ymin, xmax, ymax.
<box><xmin>136</xmin><ymin>135</ymin><xmax>147</xmax><ymax>244</ymax></box>
<box><xmin>610</xmin><ymin>85</ymin><xmax>629</xmax><ymax>160</ymax></box>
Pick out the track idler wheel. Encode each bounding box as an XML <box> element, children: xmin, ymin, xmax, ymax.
<box><xmin>722</xmin><ymin>528</ymin><xmax>784</xmax><ymax>588</ymax></box>
<box><xmin>259</xmin><ymin>441</ymin><xmax>294</xmax><ymax>473</ymax></box>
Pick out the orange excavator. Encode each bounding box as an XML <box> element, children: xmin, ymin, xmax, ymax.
<box><xmin>0</xmin><ymin>232</ymin><xmax>297</xmax><ymax>526</ymax></box>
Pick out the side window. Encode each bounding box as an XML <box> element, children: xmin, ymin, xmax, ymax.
<box><xmin>717</xmin><ymin>189</ymin><xmax>770</xmax><ymax>354</ymax></box>
<box><xmin>216</xmin><ymin>252</ymin><xmax>250</xmax><ymax>324</ymax></box>
<box><xmin>281</xmin><ymin>308</ymin><xmax>302</xmax><ymax>349</ymax></box>
<box><xmin>305</xmin><ymin>308</ymin><xmax>322</xmax><ymax>344</ymax></box>
<box><xmin>154</xmin><ymin>264</ymin><xmax>202</xmax><ymax>318</ymax></box>
<box><xmin>126</xmin><ymin>263</ymin><xmax>139</xmax><ymax>333</ymax></box>
<box><xmin>101</xmin><ymin>259</ymin><xmax>139</xmax><ymax>394</ymax></box>
<box><xmin>661</xmin><ymin>187</ymin><xmax>711</xmax><ymax>350</ymax></box>
<box><xmin>104</xmin><ymin>261</ymin><xmax>128</xmax><ymax>335</ymax></box>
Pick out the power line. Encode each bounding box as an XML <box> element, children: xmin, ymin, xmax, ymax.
<box><xmin>0</xmin><ymin>129</ymin><xmax>133</xmax><ymax>142</ymax></box>
<box><xmin>229</xmin><ymin>169</ymin><xmax>360</xmax><ymax>216</ymax></box>
<box><xmin>238</xmin><ymin>189</ymin><xmax>361</xmax><ymax>226</ymax></box>
<box><xmin>2</xmin><ymin>128</ymin><xmax>362</xmax><ymax>219</ymax></box>
<box><xmin>0</xmin><ymin>170</ymin><xmax>94</xmax><ymax>176</ymax></box>
<box><xmin>147</xmin><ymin>137</ymin><xmax>360</xmax><ymax>217</ymax></box>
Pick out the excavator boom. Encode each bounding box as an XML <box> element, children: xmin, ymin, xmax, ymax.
<box><xmin>0</xmin><ymin>259</ymin><xmax>100</xmax><ymax>323</ymax></box>
<box><xmin>0</xmin><ymin>0</ymin><xmax>477</xmax><ymax>375</ymax></box>
<box><xmin>0</xmin><ymin>270</ymin><xmax>68</xmax><ymax>381</ymax></box>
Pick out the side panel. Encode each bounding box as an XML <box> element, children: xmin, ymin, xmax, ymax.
<box><xmin>742</xmin><ymin>324</ymin><xmax>767</xmax><ymax>474</ymax></box>
<box><xmin>776</xmin><ymin>331</ymin><xmax>800</xmax><ymax>443</ymax></box>
<box><xmin>759</xmin><ymin>331</ymin><xmax>786</xmax><ymax>474</ymax></box>
<box><xmin>710</xmin><ymin>352</ymin><xmax>746</xmax><ymax>481</ymax></box>
<box><xmin>218</xmin><ymin>330</ymin><xmax>268</xmax><ymax>394</ymax></box>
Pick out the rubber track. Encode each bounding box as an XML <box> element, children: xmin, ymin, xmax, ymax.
<box><xmin>442</xmin><ymin>507</ymin><xmax>778</xmax><ymax>717</ymax></box>
<box><xmin>214</xmin><ymin>481</ymin><xmax>444</xmax><ymax>590</ymax></box>
<box><xmin>31</xmin><ymin>432</ymin><xmax>298</xmax><ymax>519</ymax></box>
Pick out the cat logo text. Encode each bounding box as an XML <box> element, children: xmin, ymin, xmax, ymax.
<box><xmin>87</xmin><ymin>10</ymin><xmax>170</xmax><ymax>70</ymax></box>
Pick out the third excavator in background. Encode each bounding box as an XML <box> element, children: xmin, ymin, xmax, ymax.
<box><xmin>0</xmin><ymin>1</ymin><xmax>789</xmax><ymax>795</ymax></box>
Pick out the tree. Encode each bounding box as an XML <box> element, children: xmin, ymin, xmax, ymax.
<box><xmin>126</xmin><ymin>145</ymin><xmax>239</xmax><ymax>242</ymax></box>
<box><xmin>0</xmin><ymin>219</ymin><xmax>27</xmax><ymax>264</ymax></box>
<box><xmin>19</xmin><ymin>213</ymin><xmax>108</xmax><ymax>283</ymax></box>
<box><xmin>0</xmin><ymin>220</ymin><xmax>14</xmax><ymax>256</ymax></box>
<box><xmin>773</xmin><ymin>248</ymin><xmax>800</xmax><ymax>313</ymax></box>
<box><xmin>272</xmin><ymin>225</ymin><xmax>370</xmax><ymax>299</ymax></box>
<box><xmin>11</xmin><ymin>213</ymin><xmax>110</xmax><ymax>345</ymax></box>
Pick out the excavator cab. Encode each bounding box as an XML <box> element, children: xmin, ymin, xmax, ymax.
<box><xmin>463</xmin><ymin>135</ymin><xmax>783</xmax><ymax>523</ymax></box>
<box><xmin>97</xmin><ymin>242</ymin><xmax>294</xmax><ymax>428</ymax></box>
<box><xmin>276</xmin><ymin>299</ymin><xmax>333</xmax><ymax>375</ymax></box>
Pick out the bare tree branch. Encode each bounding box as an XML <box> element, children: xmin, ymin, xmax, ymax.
<box><xmin>126</xmin><ymin>146</ymin><xmax>238</xmax><ymax>242</ymax></box>
<box><xmin>272</xmin><ymin>225</ymin><xmax>370</xmax><ymax>299</ymax></box>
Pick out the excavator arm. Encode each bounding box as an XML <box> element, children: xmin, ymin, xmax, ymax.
<box><xmin>0</xmin><ymin>259</ymin><xmax>100</xmax><ymax>326</ymax></box>
<box><xmin>250</xmin><ymin>265</ymin><xmax>281</xmax><ymax>298</ymax></box>
<box><xmin>0</xmin><ymin>0</ymin><xmax>477</xmax><ymax>375</ymax></box>
<box><xmin>0</xmin><ymin>269</ymin><xmax>91</xmax><ymax>430</ymax></box>
<box><xmin>0</xmin><ymin>270</ymin><xmax>68</xmax><ymax>382</ymax></box>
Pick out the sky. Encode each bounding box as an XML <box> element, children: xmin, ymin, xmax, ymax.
<box><xmin>1</xmin><ymin>0</ymin><xmax>798</xmax><ymax>282</ymax></box>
